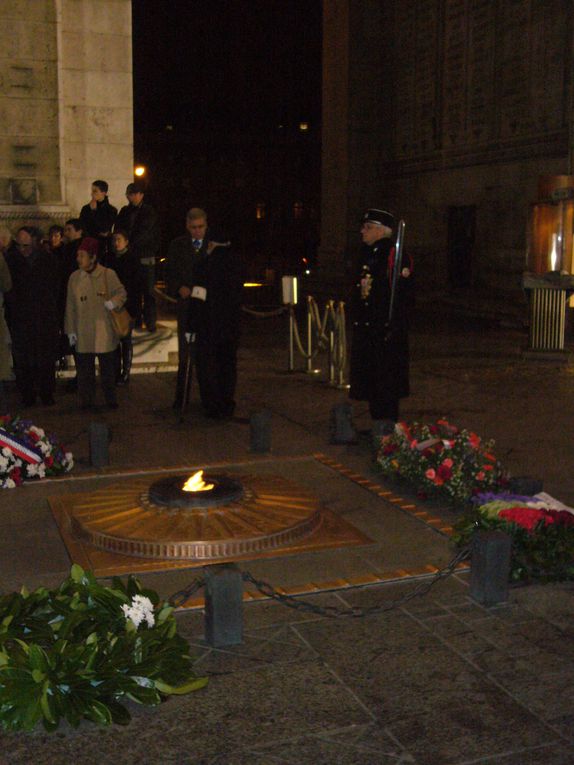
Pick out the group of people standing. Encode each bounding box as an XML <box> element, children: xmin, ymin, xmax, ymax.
<box><xmin>0</xmin><ymin>180</ymin><xmax>159</xmax><ymax>411</ymax></box>
<box><xmin>0</xmin><ymin>185</ymin><xmax>411</xmax><ymax>432</ymax></box>
<box><xmin>0</xmin><ymin>184</ymin><xmax>243</xmax><ymax>421</ymax></box>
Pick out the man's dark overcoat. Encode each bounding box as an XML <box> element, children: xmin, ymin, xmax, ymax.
<box><xmin>166</xmin><ymin>232</ymin><xmax>242</xmax><ymax>416</ymax></box>
<box><xmin>349</xmin><ymin>236</ymin><xmax>413</xmax><ymax>407</ymax></box>
<box><xmin>79</xmin><ymin>198</ymin><xmax>118</xmax><ymax>239</ymax></box>
<box><xmin>115</xmin><ymin>202</ymin><xmax>160</xmax><ymax>262</ymax></box>
<box><xmin>4</xmin><ymin>246</ymin><xmax>60</xmax><ymax>396</ymax></box>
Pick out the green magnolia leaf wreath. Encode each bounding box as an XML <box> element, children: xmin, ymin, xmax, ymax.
<box><xmin>0</xmin><ymin>565</ymin><xmax>207</xmax><ymax>732</ymax></box>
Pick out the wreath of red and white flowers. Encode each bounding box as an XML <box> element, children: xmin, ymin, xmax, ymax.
<box><xmin>0</xmin><ymin>415</ymin><xmax>73</xmax><ymax>489</ymax></box>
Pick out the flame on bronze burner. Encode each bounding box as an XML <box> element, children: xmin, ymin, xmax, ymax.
<box><xmin>182</xmin><ymin>470</ymin><xmax>215</xmax><ymax>493</ymax></box>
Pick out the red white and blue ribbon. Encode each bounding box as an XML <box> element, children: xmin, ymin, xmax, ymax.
<box><xmin>0</xmin><ymin>429</ymin><xmax>42</xmax><ymax>464</ymax></box>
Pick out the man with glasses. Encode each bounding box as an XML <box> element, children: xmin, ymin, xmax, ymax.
<box><xmin>4</xmin><ymin>227</ymin><xmax>59</xmax><ymax>407</ymax></box>
<box><xmin>166</xmin><ymin>207</ymin><xmax>242</xmax><ymax>418</ymax></box>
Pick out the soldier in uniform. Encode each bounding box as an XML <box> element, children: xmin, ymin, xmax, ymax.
<box><xmin>349</xmin><ymin>208</ymin><xmax>413</xmax><ymax>436</ymax></box>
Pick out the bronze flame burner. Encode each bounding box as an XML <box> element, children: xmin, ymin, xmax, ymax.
<box><xmin>148</xmin><ymin>474</ymin><xmax>244</xmax><ymax>509</ymax></box>
<box><xmin>69</xmin><ymin>472</ymin><xmax>324</xmax><ymax>561</ymax></box>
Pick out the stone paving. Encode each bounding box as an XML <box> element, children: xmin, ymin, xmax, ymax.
<box><xmin>0</xmin><ymin>307</ymin><xmax>574</xmax><ymax>763</ymax></box>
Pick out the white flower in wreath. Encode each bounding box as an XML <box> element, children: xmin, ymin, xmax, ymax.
<box><xmin>26</xmin><ymin>463</ymin><xmax>40</xmax><ymax>477</ymax></box>
<box><xmin>0</xmin><ymin>456</ymin><xmax>8</xmax><ymax>471</ymax></box>
<box><xmin>122</xmin><ymin>595</ymin><xmax>155</xmax><ymax>629</ymax></box>
<box><xmin>38</xmin><ymin>442</ymin><xmax>50</xmax><ymax>456</ymax></box>
<box><xmin>29</xmin><ymin>426</ymin><xmax>45</xmax><ymax>438</ymax></box>
<box><xmin>3</xmin><ymin>478</ymin><xmax>15</xmax><ymax>489</ymax></box>
<box><xmin>2</xmin><ymin>447</ymin><xmax>10</xmax><ymax>458</ymax></box>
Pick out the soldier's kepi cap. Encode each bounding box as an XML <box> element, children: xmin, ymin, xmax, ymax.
<box><xmin>361</xmin><ymin>208</ymin><xmax>396</xmax><ymax>228</ymax></box>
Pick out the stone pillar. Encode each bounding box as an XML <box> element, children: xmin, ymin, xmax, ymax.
<box><xmin>569</xmin><ymin>18</ymin><xmax>574</xmax><ymax>175</ymax></box>
<box><xmin>57</xmin><ymin>0</ymin><xmax>134</xmax><ymax>216</ymax></box>
<box><xmin>0</xmin><ymin>0</ymin><xmax>133</xmax><ymax>233</ymax></box>
<box><xmin>320</xmin><ymin>0</ymin><xmax>350</xmax><ymax>284</ymax></box>
<box><xmin>318</xmin><ymin>1</ymin><xmax>393</xmax><ymax>293</ymax></box>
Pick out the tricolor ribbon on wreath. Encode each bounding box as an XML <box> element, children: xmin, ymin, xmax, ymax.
<box><xmin>0</xmin><ymin>429</ymin><xmax>43</xmax><ymax>464</ymax></box>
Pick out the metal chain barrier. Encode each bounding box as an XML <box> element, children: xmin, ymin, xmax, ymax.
<box><xmin>169</xmin><ymin>576</ymin><xmax>206</xmax><ymax>608</ymax></box>
<box><xmin>241</xmin><ymin>547</ymin><xmax>470</xmax><ymax>618</ymax></box>
<box><xmin>168</xmin><ymin>547</ymin><xmax>470</xmax><ymax>618</ymax></box>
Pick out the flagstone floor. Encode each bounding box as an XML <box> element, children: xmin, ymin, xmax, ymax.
<box><xmin>1</xmin><ymin>307</ymin><xmax>574</xmax><ymax>763</ymax></box>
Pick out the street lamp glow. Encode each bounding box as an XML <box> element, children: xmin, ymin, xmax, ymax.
<box><xmin>134</xmin><ymin>166</ymin><xmax>146</xmax><ymax>177</ymax></box>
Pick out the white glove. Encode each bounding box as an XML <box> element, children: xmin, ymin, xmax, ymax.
<box><xmin>104</xmin><ymin>300</ymin><xmax>115</xmax><ymax>311</ymax></box>
<box><xmin>68</xmin><ymin>334</ymin><xmax>77</xmax><ymax>346</ymax></box>
<box><xmin>191</xmin><ymin>286</ymin><xmax>207</xmax><ymax>301</ymax></box>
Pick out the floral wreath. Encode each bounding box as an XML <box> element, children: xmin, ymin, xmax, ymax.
<box><xmin>0</xmin><ymin>415</ymin><xmax>73</xmax><ymax>489</ymax></box>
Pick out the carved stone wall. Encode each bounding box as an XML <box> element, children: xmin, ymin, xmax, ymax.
<box><xmin>320</xmin><ymin>0</ymin><xmax>574</xmax><ymax>297</ymax></box>
<box><xmin>0</xmin><ymin>0</ymin><xmax>133</xmax><ymax>231</ymax></box>
<box><xmin>0</xmin><ymin>1</ymin><xmax>60</xmax><ymax>207</ymax></box>
<box><xmin>390</xmin><ymin>0</ymin><xmax>572</xmax><ymax>293</ymax></box>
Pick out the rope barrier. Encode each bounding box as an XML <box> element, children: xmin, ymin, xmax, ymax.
<box><xmin>241</xmin><ymin>305</ymin><xmax>288</xmax><ymax>318</ymax></box>
<box><xmin>287</xmin><ymin>295</ymin><xmax>348</xmax><ymax>385</ymax></box>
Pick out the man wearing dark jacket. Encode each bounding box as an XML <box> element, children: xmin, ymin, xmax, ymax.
<box><xmin>5</xmin><ymin>227</ymin><xmax>59</xmax><ymax>406</ymax></box>
<box><xmin>115</xmin><ymin>182</ymin><xmax>159</xmax><ymax>332</ymax></box>
<box><xmin>166</xmin><ymin>207</ymin><xmax>242</xmax><ymax>418</ymax></box>
<box><xmin>349</xmin><ymin>208</ymin><xmax>414</xmax><ymax>436</ymax></box>
<box><xmin>79</xmin><ymin>180</ymin><xmax>117</xmax><ymax>258</ymax></box>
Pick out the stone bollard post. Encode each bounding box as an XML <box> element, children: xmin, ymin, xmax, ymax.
<box><xmin>329</xmin><ymin>402</ymin><xmax>357</xmax><ymax>444</ymax></box>
<box><xmin>204</xmin><ymin>564</ymin><xmax>243</xmax><ymax>647</ymax></box>
<box><xmin>469</xmin><ymin>530</ymin><xmax>512</xmax><ymax>606</ymax></box>
<box><xmin>250</xmin><ymin>409</ymin><xmax>272</xmax><ymax>453</ymax></box>
<box><xmin>89</xmin><ymin>422</ymin><xmax>110</xmax><ymax>468</ymax></box>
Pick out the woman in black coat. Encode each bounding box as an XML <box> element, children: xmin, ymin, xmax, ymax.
<box><xmin>4</xmin><ymin>227</ymin><xmax>59</xmax><ymax>406</ymax></box>
<box><xmin>107</xmin><ymin>229</ymin><xmax>139</xmax><ymax>384</ymax></box>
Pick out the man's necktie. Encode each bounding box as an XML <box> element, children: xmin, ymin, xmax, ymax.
<box><xmin>193</xmin><ymin>239</ymin><xmax>201</xmax><ymax>250</ymax></box>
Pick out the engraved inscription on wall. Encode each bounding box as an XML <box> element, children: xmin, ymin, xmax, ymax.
<box><xmin>395</xmin><ymin>0</ymin><xmax>440</xmax><ymax>158</ymax></box>
<box><xmin>393</xmin><ymin>0</ymin><xmax>569</xmax><ymax>164</ymax></box>
<box><xmin>0</xmin><ymin>0</ymin><xmax>60</xmax><ymax>204</ymax></box>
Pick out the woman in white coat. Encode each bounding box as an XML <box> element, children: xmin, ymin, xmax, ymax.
<box><xmin>65</xmin><ymin>237</ymin><xmax>126</xmax><ymax>411</ymax></box>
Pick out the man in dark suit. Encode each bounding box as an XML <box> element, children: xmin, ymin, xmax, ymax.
<box><xmin>166</xmin><ymin>207</ymin><xmax>242</xmax><ymax>418</ymax></box>
<box><xmin>115</xmin><ymin>182</ymin><xmax>160</xmax><ymax>332</ymax></box>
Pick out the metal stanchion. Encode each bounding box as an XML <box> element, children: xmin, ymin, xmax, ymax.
<box><xmin>328</xmin><ymin>328</ymin><xmax>335</xmax><ymax>385</ymax></box>
<box><xmin>282</xmin><ymin>276</ymin><xmax>298</xmax><ymax>373</ymax></box>
<box><xmin>282</xmin><ymin>283</ymin><xmax>348</xmax><ymax>387</ymax></box>
<box><xmin>306</xmin><ymin>297</ymin><xmax>314</xmax><ymax>374</ymax></box>
<box><xmin>288</xmin><ymin>305</ymin><xmax>295</xmax><ymax>372</ymax></box>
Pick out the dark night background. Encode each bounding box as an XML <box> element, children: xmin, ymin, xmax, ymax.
<box><xmin>132</xmin><ymin>1</ymin><xmax>323</xmax><ymax>277</ymax></box>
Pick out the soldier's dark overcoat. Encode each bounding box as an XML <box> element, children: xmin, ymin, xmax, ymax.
<box><xmin>349</xmin><ymin>237</ymin><xmax>413</xmax><ymax>406</ymax></box>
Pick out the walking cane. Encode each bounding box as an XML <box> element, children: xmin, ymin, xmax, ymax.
<box><xmin>179</xmin><ymin>332</ymin><xmax>196</xmax><ymax>424</ymax></box>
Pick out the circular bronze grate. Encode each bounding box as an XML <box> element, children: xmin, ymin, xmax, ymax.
<box><xmin>70</xmin><ymin>473</ymin><xmax>323</xmax><ymax>561</ymax></box>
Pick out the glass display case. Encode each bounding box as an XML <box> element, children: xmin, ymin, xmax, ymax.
<box><xmin>523</xmin><ymin>176</ymin><xmax>574</xmax><ymax>353</ymax></box>
<box><xmin>526</xmin><ymin>176</ymin><xmax>574</xmax><ymax>274</ymax></box>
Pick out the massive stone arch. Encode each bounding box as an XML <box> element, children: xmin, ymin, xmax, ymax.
<box><xmin>0</xmin><ymin>0</ymin><xmax>133</xmax><ymax>229</ymax></box>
